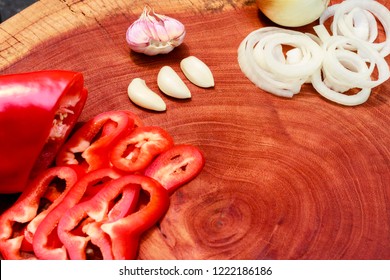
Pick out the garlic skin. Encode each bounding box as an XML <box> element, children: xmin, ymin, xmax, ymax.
<box><xmin>256</xmin><ymin>0</ymin><xmax>330</xmax><ymax>27</ymax></box>
<box><xmin>126</xmin><ymin>6</ymin><xmax>186</xmax><ymax>56</ymax></box>
<box><xmin>180</xmin><ymin>56</ymin><xmax>215</xmax><ymax>88</ymax></box>
<box><xmin>127</xmin><ymin>78</ymin><xmax>166</xmax><ymax>111</ymax></box>
<box><xmin>157</xmin><ymin>66</ymin><xmax>191</xmax><ymax>99</ymax></box>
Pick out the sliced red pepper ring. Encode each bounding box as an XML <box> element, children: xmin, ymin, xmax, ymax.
<box><xmin>55</xmin><ymin>111</ymin><xmax>134</xmax><ymax>172</ymax></box>
<box><xmin>100</xmin><ymin>175</ymin><xmax>170</xmax><ymax>260</ymax></box>
<box><xmin>117</xmin><ymin>110</ymin><xmax>144</xmax><ymax>128</ymax></box>
<box><xmin>57</xmin><ymin>177</ymin><xmax>141</xmax><ymax>260</ymax></box>
<box><xmin>100</xmin><ymin>110</ymin><xmax>143</xmax><ymax>138</ymax></box>
<box><xmin>144</xmin><ymin>144</ymin><xmax>205</xmax><ymax>194</ymax></box>
<box><xmin>0</xmin><ymin>166</ymin><xmax>83</xmax><ymax>260</ymax></box>
<box><xmin>32</xmin><ymin>168</ymin><xmax>123</xmax><ymax>260</ymax></box>
<box><xmin>0</xmin><ymin>70</ymin><xmax>87</xmax><ymax>194</ymax></box>
<box><xmin>110</xmin><ymin>126</ymin><xmax>174</xmax><ymax>173</ymax></box>
<box><xmin>0</xmin><ymin>103</ymin><xmax>206</xmax><ymax>260</ymax></box>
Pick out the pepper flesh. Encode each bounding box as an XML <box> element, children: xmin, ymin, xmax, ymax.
<box><xmin>144</xmin><ymin>144</ymin><xmax>205</xmax><ymax>194</ymax></box>
<box><xmin>57</xmin><ymin>176</ymin><xmax>141</xmax><ymax>260</ymax></box>
<box><xmin>0</xmin><ymin>166</ymin><xmax>83</xmax><ymax>259</ymax></box>
<box><xmin>55</xmin><ymin>111</ymin><xmax>134</xmax><ymax>172</ymax></box>
<box><xmin>32</xmin><ymin>168</ymin><xmax>123</xmax><ymax>260</ymax></box>
<box><xmin>101</xmin><ymin>175</ymin><xmax>170</xmax><ymax>260</ymax></box>
<box><xmin>110</xmin><ymin>126</ymin><xmax>174</xmax><ymax>173</ymax></box>
<box><xmin>0</xmin><ymin>107</ymin><xmax>206</xmax><ymax>260</ymax></box>
<box><xmin>0</xmin><ymin>70</ymin><xmax>88</xmax><ymax>194</ymax></box>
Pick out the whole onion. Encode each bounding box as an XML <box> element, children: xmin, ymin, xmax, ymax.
<box><xmin>256</xmin><ymin>0</ymin><xmax>330</xmax><ymax>27</ymax></box>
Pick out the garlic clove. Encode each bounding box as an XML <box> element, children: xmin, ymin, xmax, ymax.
<box><xmin>157</xmin><ymin>66</ymin><xmax>191</xmax><ymax>99</ymax></box>
<box><xmin>180</xmin><ymin>56</ymin><xmax>215</xmax><ymax>88</ymax></box>
<box><xmin>256</xmin><ymin>0</ymin><xmax>330</xmax><ymax>28</ymax></box>
<box><xmin>127</xmin><ymin>78</ymin><xmax>166</xmax><ymax>111</ymax></box>
<box><xmin>126</xmin><ymin>6</ymin><xmax>186</xmax><ymax>56</ymax></box>
<box><xmin>153</xmin><ymin>12</ymin><xmax>186</xmax><ymax>46</ymax></box>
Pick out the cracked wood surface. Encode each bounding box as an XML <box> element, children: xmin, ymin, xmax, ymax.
<box><xmin>1</xmin><ymin>0</ymin><xmax>390</xmax><ymax>260</ymax></box>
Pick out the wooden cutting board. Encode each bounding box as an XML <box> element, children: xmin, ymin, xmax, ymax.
<box><xmin>1</xmin><ymin>0</ymin><xmax>390</xmax><ymax>260</ymax></box>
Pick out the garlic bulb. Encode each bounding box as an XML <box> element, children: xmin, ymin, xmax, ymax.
<box><xmin>126</xmin><ymin>6</ymin><xmax>186</xmax><ymax>56</ymax></box>
<box><xmin>256</xmin><ymin>0</ymin><xmax>330</xmax><ymax>27</ymax></box>
<box><xmin>157</xmin><ymin>66</ymin><xmax>191</xmax><ymax>99</ymax></box>
<box><xmin>127</xmin><ymin>78</ymin><xmax>166</xmax><ymax>111</ymax></box>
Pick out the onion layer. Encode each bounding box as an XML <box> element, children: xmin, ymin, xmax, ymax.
<box><xmin>320</xmin><ymin>0</ymin><xmax>390</xmax><ymax>57</ymax></box>
<box><xmin>238</xmin><ymin>27</ymin><xmax>324</xmax><ymax>98</ymax></box>
<box><xmin>237</xmin><ymin>0</ymin><xmax>390</xmax><ymax>106</ymax></box>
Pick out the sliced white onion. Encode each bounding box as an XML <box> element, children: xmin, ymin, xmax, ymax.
<box><xmin>319</xmin><ymin>0</ymin><xmax>390</xmax><ymax>57</ymax></box>
<box><xmin>311</xmin><ymin>68</ymin><xmax>371</xmax><ymax>106</ymax></box>
<box><xmin>238</xmin><ymin>27</ymin><xmax>323</xmax><ymax>98</ymax></box>
<box><xmin>343</xmin><ymin>8</ymin><xmax>377</xmax><ymax>42</ymax></box>
<box><xmin>237</xmin><ymin>2</ymin><xmax>390</xmax><ymax>106</ymax></box>
<box><xmin>321</xmin><ymin>35</ymin><xmax>389</xmax><ymax>89</ymax></box>
<box><xmin>286</xmin><ymin>48</ymin><xmax>303</xmax><ymax>64</ymax></box>
<box><xmin>311</xmin><ymin>25</ymin><xmax>390</xmax><ymax>106</ymax></box>
<box><xmin>322</xmin><ymin>49</ymin><xmax>372</xmax><ymax>92</ymax></box>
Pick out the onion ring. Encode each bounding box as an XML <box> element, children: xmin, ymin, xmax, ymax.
<box><xmin>311</xmin><ymin>69</ymin><xmax>371</xmax><ymax>106</ymax></box>
<box><xmin>311</xmin><ymin>25</ymin><xmax>390</xmax><ymax>106</ymax></box>
<box><xmin>321</xmin><ymin>34</ymin><xmax>389</xmax><ymax>89</ymax></box>
<box><xmin>237</xmin><ymin>1</ymin><xmax>390</xmax><ymax>106</ymax></box>
<box><xmin>238</xmin><ymin>27</ymin><xmax>323</xmax><ymax>98</ymax></box>
<box><xmin>320</xmin><ymin>0</ymin><xmax>390</xmax><ymax>57</ymax></box>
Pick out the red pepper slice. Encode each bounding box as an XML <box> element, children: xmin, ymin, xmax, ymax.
<box><xmin>101</xmin><ymin>175</ymin><xmax>170</xmax><ymax>260</ymax></box>
<box><xmin>55</xmin><ymin>111</ymin><xmax>134</xmax><ymax>172</ymax></box>
<box><xmin>144</xmin><ymin>144</ymin><xmax>205</xmax><ymax>194</ymax></box>
<box><xmin>0</xmin><ymin>70</ymin><xmax>87</xmax><ymax>194</ymax></box>
<box><xmin>32</xmin><ymin>168</ymin><xmax>123</xmax><ymax>260</ymax></box>
<box><xmin>100</xmin><ymin>110</ymin><xmax>143</xmax><ymax>137</ymax></box>
<box><xmin>57</xmin><ymin>177</ymin><xmax>140</xmax><ymax>260</ymax></box>
<box><xmin>117</xmin><ymin>110</ymin><xmax>144</xmax><ymax>128</ymax></box>
<box><xmin>110</xmin><ymin>126</ymin><xmax>174</xmax><ymax>173</ymax></box>
<box><xmin>0</xmin><ymin>166</ymin><xmax>83</xmax><ymax>260</ymax></box>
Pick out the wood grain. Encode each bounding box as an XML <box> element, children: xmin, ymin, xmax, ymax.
<box><xmin>1</xmin><ymin>0</ymin><xmax>390</xmax><ymax>259</ymax></box>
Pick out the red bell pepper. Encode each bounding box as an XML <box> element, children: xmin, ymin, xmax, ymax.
<box><xmin>57</xmin><ymin>176</ymin><xmax>141</xmax><ymax>260</ymax></box>
<box><xmin>0</xmin><ymin>166</ymin><xmax>83</xmax><ymax>260</ymax></box>
<box><xmin>0</xmin><ymin>70</ymin><xmax>87</xmax><ymax>194</ymax></box>
<box><xmin>55</xmin><ymin>111</ymin><xmax>134</xmax><ymax>172</ymax></box>
<box><xmin>110</xmin><ymin>126</ymin><xmax>174</xmax><ymax>173</ymax></box>
<box><xmin>118</xmin><ymin>110</ymin><xmax>144</xmax><ymax>128</ymax></box>
<box><xmin>144</xmin><ymin>144</ymin><xmax>205</xmax><ymax>194</ymax></box>
<box><xmin>98</xmin><ymin>110</ymin><xmax>144</xmax><ymax>138</ymax></box>
<box><xmin>32</xmin><ymin>168</ymin><xmax>123</xmax><ymax>260</ymax></box>
<box><xmin>100</xmin><ymin>175</ymin><xmax>170</xmax><ymax>260</ymax></box>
